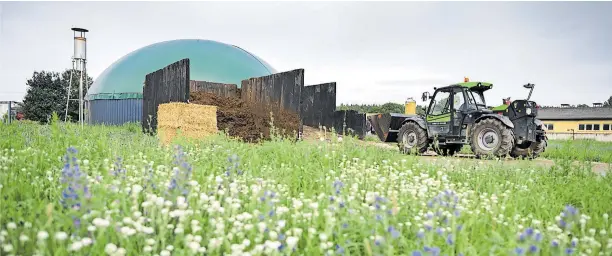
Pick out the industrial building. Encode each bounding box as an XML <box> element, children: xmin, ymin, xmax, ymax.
<box><xmin>85</xmin><ymin>39</ymin><xmax>277</xmax><ymax>125</ymax></box>
<box><xmin>538</xmin><ymin>106</ymin><xmax>612</xmax><ymax>141</ymax></box>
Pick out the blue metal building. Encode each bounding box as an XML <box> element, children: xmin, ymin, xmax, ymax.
<box><xmin>85</xmin><ymin>39</ymin><xmax>277</xmax><ymax>125</ymax></box>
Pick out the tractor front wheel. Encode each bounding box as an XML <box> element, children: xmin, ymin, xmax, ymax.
<box><xmin>398</xmin><ymin>122</ymin><xmax>429</xmax><ymax>155</ymax></box>
<box><xmin>470</xmin><ymin>119</ymin><xmax>515</xmax><ymax>158</ymax></box>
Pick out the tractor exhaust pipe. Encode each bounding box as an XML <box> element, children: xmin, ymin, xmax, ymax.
<box><xmin>523</xmin><ymin>83</ymin><xmax>535</xmax><ymax>101</ymax></box>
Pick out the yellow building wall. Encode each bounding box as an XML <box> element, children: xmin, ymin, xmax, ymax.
<box><xmin>540</xmin><ymin>120</ymin><xmax>612</xmax><ymax>134</ymax></box>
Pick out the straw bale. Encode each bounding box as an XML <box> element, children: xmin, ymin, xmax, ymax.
<box><xmin>157</xmin><ymin>102</ymin><xmax>218</xmax><ymax>144</ymax></box>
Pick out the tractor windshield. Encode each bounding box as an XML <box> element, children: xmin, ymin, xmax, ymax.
<box><xmin>467</xmin><ymin>91</ymin><xmax>486</xmax><ymax>109</ymax></box>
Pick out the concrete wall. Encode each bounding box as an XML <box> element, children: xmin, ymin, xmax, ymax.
<box><xmin>547</xmin><ymin>132</ymin><xmax>612</xmax><ymax>142</ymax></box>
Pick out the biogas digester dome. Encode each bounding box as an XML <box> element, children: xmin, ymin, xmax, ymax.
<box><xmin>85</xmin><ymin>39</ymin><xmax>277</xmax><ymax>125</ymax></box>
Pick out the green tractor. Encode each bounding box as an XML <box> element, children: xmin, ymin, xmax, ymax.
<box><xmin>369</xmin><ymin>79</ymin><xmax>548</xmax><ymax>159</ymax></box>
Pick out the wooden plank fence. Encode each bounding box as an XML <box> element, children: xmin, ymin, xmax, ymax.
<box><xmin>142</xmin><ymin>58</ymin><xmax>190</xmax><ymax>134</ymax></box>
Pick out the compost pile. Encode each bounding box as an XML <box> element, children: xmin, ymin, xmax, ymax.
<box><xmin>189</xmin><ymin>91</ymin><xmax>300</xmax><ymax>142</ymax></box>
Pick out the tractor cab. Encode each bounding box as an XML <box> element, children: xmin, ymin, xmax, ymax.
<box><xmin>419</xmin><ymin>78</ymin><xmax>497</xmax><ymax>143</ymax></box>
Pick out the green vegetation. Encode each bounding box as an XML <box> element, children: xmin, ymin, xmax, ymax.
<box><xmin>456</xmin><ymin>139</ymin><xmax>612</xmax><ymax>163</ymax></box>
<box><xmin>338</xmin><ymin>103</ymin><xmax>426</xmax><ymax>115</ymax></box>
<box><xmin>1</xmin><ymin>119</ymin><xmax>611</xmax><ymax>255</ymax></box>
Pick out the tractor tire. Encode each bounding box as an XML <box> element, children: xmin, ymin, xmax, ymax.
<box><xmin>470</xmin><ymin>118</ymin><xmax>515</xmax><ymax>158</ymax></box>
<box><xmin>434</xmin><ymin>144</ymin><xmax>463</xmax><ymax>156</ymax></box>
<box><xmin>510</xmin><ymin>139</ymin><xmax>547</xmax><ymax>159</ymax></box>
<box><xmin>397</xmin><ymin>122</ymin><xmax>429</xmax><ymax>155</ymax></box>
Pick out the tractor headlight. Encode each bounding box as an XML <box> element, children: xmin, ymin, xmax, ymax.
<box><xmin>526</xmin><ymin>108</ymin><xmax>532</xmax><ymax>115</ymax></box>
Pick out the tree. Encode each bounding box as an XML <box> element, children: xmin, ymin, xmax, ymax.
<box><xmin>604</xmin><ymin>96</ymin><xmax>612</xmax><ymax>107</ymax></box>
<box><xmin>21</xmin><ymin>69</ymin><xmax>93</xmax><ymax>123</ymax></box>
<box><xmin>577</xmin><ymin>104</ymin><xmax>590</xmax><ymax>108</ymax></box>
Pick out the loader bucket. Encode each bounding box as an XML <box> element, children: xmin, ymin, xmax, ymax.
<box><xmin>369</xmin><ymin>113</ymin><xmax>416</xmax><ymax>142</ymax></box>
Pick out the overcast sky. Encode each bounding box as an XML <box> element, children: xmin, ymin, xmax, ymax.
<box><xmin>1</xmin><ymin>1</ymin><xmax>611</xmax><ymax>106</ymax></box>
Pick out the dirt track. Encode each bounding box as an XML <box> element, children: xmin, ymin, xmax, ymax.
<box><xmin>366</xmin><ymin>140</ymin><xmax>611</xmax><ymax>174</ymax></box>
<box><xmin>299</xmin><ymin>127</ymin><xmax>610</xmax><ymax>174</ymax></box>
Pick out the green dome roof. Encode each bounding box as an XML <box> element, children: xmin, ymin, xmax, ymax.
<box><xmin>86</xmin><ymin>39</ymin><xmax>277</xmax><ymax>100</ymax></box>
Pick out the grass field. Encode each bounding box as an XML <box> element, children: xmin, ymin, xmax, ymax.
<box><xmin>1</xmin><ymin>119</ymin><xmax>612</xmax><ymax>256</ymax></box>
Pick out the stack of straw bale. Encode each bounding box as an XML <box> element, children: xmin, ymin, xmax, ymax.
<box><xmin>157</xmin><ymin>102</ymin><xmax>218</xmax><ymax>145</ymax></box>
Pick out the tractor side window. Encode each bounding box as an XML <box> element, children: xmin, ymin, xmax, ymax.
<box><xmin>453</xmin><ymin>91</ymin><xmax>465</xmax><ymax>110</ymax></box>
<box><xmin>429</xmin><ymin>91</ymin><xmax>451</xmax><ymax>116</ymax></box>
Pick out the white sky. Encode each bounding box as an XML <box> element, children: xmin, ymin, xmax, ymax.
<box><xmin>1</xmin><ymin>1</ymin><xmax>611</xmax><ymax>106</ymax></box>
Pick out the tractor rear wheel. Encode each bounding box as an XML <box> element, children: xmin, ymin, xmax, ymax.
<box><xmin>510</xmin><ymin>139</ymin><xmax>547</xmax><ymax>159</ymax></box>
<box><xmin>398</xmin><ymin>122</ymin><xmax>429</xmax><ymax>155</ymax></box>
<box><xmin>470</xmin><ymin>119</ymin><xmax>514</xmax><ymax>158</ymax></box>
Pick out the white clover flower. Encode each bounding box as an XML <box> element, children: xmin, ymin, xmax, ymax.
<box><xmin>19</xmin><ymin>234</ymin><xmax>29</xmax><ymax>242</ymax></box>
<box><xmin>144</xmin><ymin>245</ymin><xmax>153</xmax><ymax>252</ymax></box>
<box><xmin>69</xmin><ymin>241</ymin><xmax>83</xmax><ymax>251</ymax></box>
<box><xmin>166</xmin><ymin>245</ymin><xmax>174</xmax><ymax>251</ymax></box>
<box><xmin>55</xmin><ymin>232</ymin><xmax>68</xmax><ymax>241</ymax></box>
<box><xmin>120</xmin><ymin>226</ymin><xmax>136</xmax><ymax>237</ymax></box>
<box><xmin>37</xmin><ymin>231</ymin><xmax>49</xmax><ymax>241</ymax></box>
<box><xmin>142</xmin><ymin>226</ymin><xmax>155</xmax><ymax>234</ymax></box>
<box><xmin>3</xmin><ymin>243</ymin><xmax>13</xmax><ymax>252</ymax></box>
<box><xmin>122</xmin><ymin>217</ymin><xmax>133</xmax><ymax>225</ymax></box>
<box><xmin>286</xmin><ymin>236</ymin><xmax>299</xmax><ymax>249</ymax></box>
<box><xmin>188</xmin><ymin>241</ymin><xmax>200</xmax><ymax>252</ymax></box>
<box><xmin>81</xmin><ymin>238</ymin><xmax>92</xmax><ymax>247</ymax></box>
<box><xmin>93</xmin><ymin>218</ymin><xmax>110</xmax><ymax>228</ymax></box>
<box><xmin>319</xmin><ymin>233</ymin><xmax>328</xmax><ymax>242</ymax></box>
<box><xmin>270</xmin><ymin>231</ymin><xmax>278</xmax><ymax>240</ymax></box>
<box><xmin>116</xmin><ymin>248</ymin><xmax>127</xmax><ymax>256</ymax></box>
<box><xmin>6</xmin><ymin>222</ymin><xmax>16</xmax><ymax>230</ymax></box>
<box><xmin>174</xmin><ymin>227</ymin><xmax>184</xmax><ymax>234</ymax></box>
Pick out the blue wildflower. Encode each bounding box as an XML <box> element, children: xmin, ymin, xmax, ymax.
<box><xmin>412</xmin><ymin>251</ymin><xmax>422</xmax><ymax>256</ymax></box>
<box><xmin>226</xmin><ymin>154</ymin><xmax>244</xmax><ymax>176</ymax></box>
<box><xmin>446</xmin><ymin>234</ymin><xmax>454</xmax><ymax>245</ymax></box>
<box><xmin>551</xmin><ymin>240</ymin><xmax>559</xmax><ymax>247</ymax></box>
<box><xmin>565</xmin><ymin>248</ymin><xmax>574</xmax><ymax>255</ymax></box>
<box><xmin>333</xmin><ymin>180</ymin><xmax>344</xmax><ymax>195</ymax></box>
<box><xmin>59</xmin><ymin>147</ymin><xmax>90</xmax><ymax>210</ymax></box>
<box><xmin>335</xmin><ymin>244</ymin><xmax>345</xmax><ymax>255</ymax></box>
<box><xmin>529</xmin><ymin>245</ymin><xmax>538</xmax><ymax>253</ymax></box>
<box><xmin>515</xmin><ymin>247</ymin><xmax>524</xmax><ymax>255</ymax></box>
<box><xmin>534</xmin><ymin>232</ymin><xmax>542</xmax><ymax>242</ymax></box>
<box><xmin>112</xmin><ymin>157</ymin><xmax>126</xmax><ymax>178</ymax></box>
<box><xmin>387</xmin><ymin>226</ymin><xmax>400</xmax><ymax>238</ymax></box>
<box><xmin>417</xmin><ymin>230</ymin><xmax>425</xmax><ymax>239</ymax></box>
<box><xmin>374</xmin><ymin>238</ymin><xmax>382</xmax><ymax>246</ymax></box>
<box><xmin>167</xmin><ymin>145</ymin><xmax>193</xmax><ymax>199</ymax></box>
